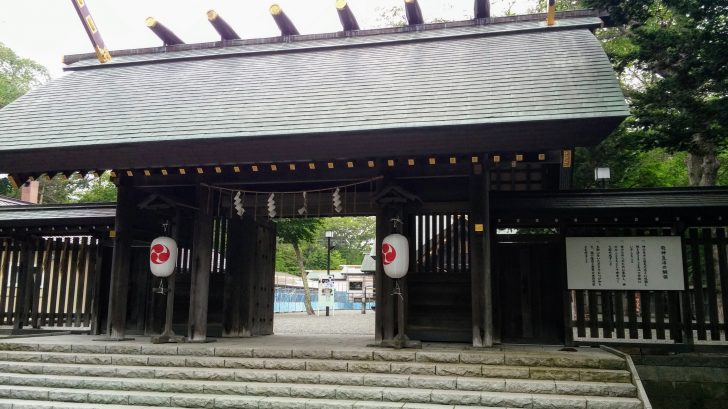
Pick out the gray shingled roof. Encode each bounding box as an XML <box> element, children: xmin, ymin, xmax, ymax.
<box><xmin>0</xmin><ymin>203</ymin><xmax>116</xmax><ymax>227</ymax></box>
<box><xmin>0</xmin><ymin>16</ymin><xmax>627</xmax><ymax>173</ymax></box>
<box><xmin>0</xmin><ymin>195</ymin><xmax>30</xmax><ymax>206</ymax></box>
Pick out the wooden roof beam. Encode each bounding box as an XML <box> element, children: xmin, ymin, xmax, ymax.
<box><xmin>207</xmin><ymin>10</ymin><xmax>241</xmax><ymax>40</ymax></box>
<box><xmin>547</xmin><ymin>0</ymin><xmax>556</xmax><ymax>26</ymax></box>
<box><xmin>474</xmin><ymin>0</ymin><xmax>491</xmax><ymax>19</ymax></box>
<box><xmin>404</xmin><ymin>0</ymin><xmax>424</xmax><ymax>26</ymax></box>
<box><xmin>270</xmin><ymin>4</ymin><xmax>299</xmax><ymax>36</ymax></box>
<box><xmin>336</xmin><ymin>0</ymin><xmax>360</xmax><ymax>31</ymax></box>
<box><xmin>145</xmin><ymin>17</ymin><xmax>185</xmax><ymax>46</ymax></box>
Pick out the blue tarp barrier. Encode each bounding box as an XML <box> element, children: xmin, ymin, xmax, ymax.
<box><xmin>274</xmin><ymin>287</ymin><xmax>374</xmax><ymax>313</ymax></box>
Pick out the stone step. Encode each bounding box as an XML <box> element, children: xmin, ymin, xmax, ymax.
<box><xmin>0</xmin><ymin>372</ymin><xmax>638</xmax><ymax>399</ymax></box>
<box><xmin>0</xmin><ymin>385</ymin><xmax>644</xmax><ymax>409</ymax></box>
<box><xmin>0</xmin><ymin>352</ymin><xmax>632</xmax><ymax>382</ymax></box>
<box><xmin>0</xmin><ymin>400</ymin><xmax>189</xmax><ymax>409</ymax></box>
<box><xmin>0</xmin><ymin>362</ymin><xmax>637</xmax><ymax>397</ymax></box>
<box><xmin>0</xmin><ymin>342</ymin><xmax>627</xmax><ymax>370</ymax></box>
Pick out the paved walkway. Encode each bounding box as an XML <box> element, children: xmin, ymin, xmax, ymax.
<box><xmin>274</xmin><ymin>309</ymin><xmax>374</xmax><ymax>336</ymax></box>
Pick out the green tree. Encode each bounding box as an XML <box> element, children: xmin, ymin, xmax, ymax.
<box><xmin>275</xmin><ymin>218</ymin><xmax>323</xmax><ymax>315</ymax></box>
<box><xmin>0</xmin><ymin>43</ymin><xmax>50</xmax><ymax>196</ymax></box>
<box><xmin>584</xmin><ymin>0</ymin><xmax>728</xmax><ymax>186</ymax></box>
<box><xmin>319</xmin><ymin>217</ymin><xmax>375</xmax><ymax>265</ymax></box>
<box><xmin>529</xmin><ymin>0</ymin><xmax>586</xmax><ymax>13</ymax></box>
<box><xmin>0</xmin><ymin>42</ymin><xmax>49</xmax><ymax>108</ymax></box>
<box><xmin>75</xmin><ymin>171</ymin><xmax>118</xmax><ymax>203</ymax></box>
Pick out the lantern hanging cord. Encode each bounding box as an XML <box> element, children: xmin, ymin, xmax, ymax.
<box><xmin>392</xmin><ymin>279</ymin><xmax>404</xmax><ymax>302</ymax></box>
<box><xmin>200</xmin><ymin>175</ymin><xmax>383</xmax><ymax>195</ymax></box>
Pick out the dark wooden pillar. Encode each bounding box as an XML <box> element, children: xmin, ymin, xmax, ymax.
<box><xmin>374</xmin><ymin>205</ymin><xmax>390</xmax><ymax>343</ymax></box>
<box><xmin>188</xmin><ymin>184</ymin><xmax>214</xmax><ymax>342</ymax></box>
<box><xmin>12</xmin><ymin>237</ymin><xmax>36</xmax><ymax>333</ymax></box>
<box><xmin>106</xmin><ymin>183</ymin><xmax>135</xmax><ymax>339</ymax></box>
<box><xmin>223</xmin><ymin>217</ymin><xmax>255</xmax><ymax>337</ymax></box>
<box><xmin>470</xmin><ymin>160</ymin><xmax>493</xmax><ymax>347</ymax></box>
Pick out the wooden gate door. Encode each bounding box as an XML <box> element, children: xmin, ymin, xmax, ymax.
<box><xmin>495</xmin><ymin>238</ymin><xmax>564</xmax><ymax>344</ymax></box>
<box><xmin>407</xmin><ymin>213</ymin><xmax>471</xmax><ymax>342</ymax></box>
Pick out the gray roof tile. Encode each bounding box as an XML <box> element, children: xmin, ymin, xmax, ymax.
<box><xmin>0</xmin><ymin>17</ymin><xmax>627</xmax><ymax>171</ymax></box>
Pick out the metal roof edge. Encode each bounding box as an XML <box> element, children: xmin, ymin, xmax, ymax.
<box><xmin>0</xmin><ymin>202</ymin><xmax>117</xmax><ymax>212</ymax></box>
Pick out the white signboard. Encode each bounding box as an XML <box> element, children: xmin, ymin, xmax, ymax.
<box><xmin>566</xmin><ymin>236</ymin><xmax>684</xmax><ymax>290</ymax></box>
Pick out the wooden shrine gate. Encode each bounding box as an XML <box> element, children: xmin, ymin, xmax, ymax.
<box><xmin>0</xmin><ymin>236</ymin><xmax>105</xmax><ymax>331</ymax></box>
<box><xmin>406</xmin><ymin>212</ymin><xmax>471</xmax><ymax>342</ymax></box>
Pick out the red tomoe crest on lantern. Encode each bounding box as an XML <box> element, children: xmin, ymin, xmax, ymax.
<box><xmin>381</xmin><ymin>243</ymin><xmax>397</xmax><ymax>265</ymax></box>
<box><xmin>150</xmin><ymin>236</ymin><xmax>178</xmax><ymax>278</ymax></box>
<box><xmin>382</xmin><ymin>233</ymin><xmax>408</xmax><ymax>279</ymax></box>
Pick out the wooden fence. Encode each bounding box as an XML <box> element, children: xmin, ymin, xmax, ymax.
<box><xmin>0</xmin><ymin>236</ymin><xmax>102</xmax><ymax>330</ymax></box>
<box><xmin>570</xmin><ymin>226</ymin><xmax>728</xmax><ymax>345</ymax></box>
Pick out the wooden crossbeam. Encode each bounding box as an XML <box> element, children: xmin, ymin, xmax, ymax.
<box><xmin>336</xmin><ymin>0</ymin><xmax>360</xmax><ymax>31</ymax></box>
<box><xmin>70</xmin><ymin>0</ymin><xmax>111</xmax><ymax>63</ymax></box>
<box><xmin>474</xmin><ymin>0</ymin><xmax>491</xmax><ymax>19</ymax></box>
<box><xmin>145</xmin><ymin>17</ymin><xmax>185</xmax><ymax>46</ymax></box>
<box><xmin>404</xmin><ymin>0</ymin><xmax>424</xmax><ymax>26</ymax></box>
<box><xmin>207</xmin><ymin>10</ymin><xmax>241</xmax><ymax>40</ymax></box>
<box><xmin>547</xmin><ymin>0</ymin><xmax>556</xmax><ymax>26</ymax></box>
<box><xmin>270</xmin><ymin>4</ymin><xmax>299</xmax><ymax>36</ymax></box>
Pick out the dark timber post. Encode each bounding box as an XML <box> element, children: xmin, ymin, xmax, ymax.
<box><xmin>188</xmin><ymin>184</ymin><xmax>214</xmax><ymax>342</ymax></box>
<box><xmin>12</xmin><ymin>237</ymin><xmax>36</xmax><ymax>333</ymax></box>
<box><xmin>106</xmin><ymin>183</ymin><xmax>135</xmax><ymax>340</ymax></box>
<box><xmin>470</xmin><ymin>158</ymin><xmax>493</xmax><ymax>347</ymax></box>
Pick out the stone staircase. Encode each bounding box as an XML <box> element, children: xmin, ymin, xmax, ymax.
<box><xmin>0</xmin><ymin>340</ymin><xmax>645</xmax><ymax>409</ymax></box>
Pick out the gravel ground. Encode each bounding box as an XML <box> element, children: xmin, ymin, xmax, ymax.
<box><xmin>274</xmin><ymin>309</ymin><xmax>375</xmax><ymax>335</ymax></box>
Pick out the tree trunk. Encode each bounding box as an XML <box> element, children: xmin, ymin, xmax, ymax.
<box><xmin>293</xmin><ymin>242</ymin><xmax>315</xmax><ymax>315</ymax></box>
<box><xmin>686</xmin><ymin>134</ymin><xmax>720</xmax><ymax>186</ymax></box>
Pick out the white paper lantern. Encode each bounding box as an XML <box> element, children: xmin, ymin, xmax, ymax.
<box><xmin>382</xmin><ymin>233</ymin><xmax>409</xmax><ymax>279</ymax></box>
<box><xmin>150</xmin><ymin>236</ymin><xmax>178</xmax><ymax>278</ymax></box>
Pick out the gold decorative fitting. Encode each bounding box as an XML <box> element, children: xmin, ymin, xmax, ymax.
<box><xmin>196</xmin><ymin>167</ymin><xmax>204</xmax><ymax>174</ymax></box>
<box><xmin>515</xmin><ymin>154</ymin><xmax>523</xmax><ymax>161</ymax></box>
<box><xmin>407</xmin><ymin>159</ymin><xmax>415</xmax><ymax>166</ymax></box>
<box><xmin>308</xmin><ymin>163</ymin><xmax>316</xmax><ymax>170</ymax></box>
<box><xmin>367</xmin><ymin>160</ymin><xmax>375</xmax><ymax>168</ymax></box>
<box><xmin>269</xmin><ymin>4</ymin><xmax>282</xmax><ymax>15</ymax></box>
<box><xmin>109</xmin><ymin>229</ymin><xmax>117</xmax><ymax>238</ymax></box>
<box><xmin>493</xmin><ymin>155</ymin><xmax>501</xmax><ymax>163</ymax></box>
<box><xmin>289</xmin><ymin>164</ymin><xmax>296</xmax><ymax>171</ymax></box>
<box><xmin>346</xmin><ymin>161</ymin><xmax>354</xmax><ymax>168</ymax></box>
<box><xmin>214</xmin><ymin>166</ymin><xmax>222</xmax><ymax>173</ymax></box>
<box><xmin>207</xmin><ymin>10</ymin><xmax>218</xmax><ymax>21</ymax></box>
<box><xmin>233</xmin><ymin>166</ymin><xmax>241</xmax><ymax>173</ymax></box>
<box><xmin>387</xmin><ymin>159</ymin><xmax>395</xmax><ymax>167</ymax></box>
<box><xmin>327</xmin><ymin>162</ymin><xmax>334</xmax><ymax>169</ymax></box>
<box><xmin>179</xmin><ymin>168</ymin><xmax>186</xmax><ymax>175</ymax></box>
<box><xmin>474</xmin><ymin>223</ymin><xmax>484</xmax><ymax>232</ymax></box>
<box><xmin>428</xmin><ymin>158</ymin><xmax>436</xmax><ymax>165</ymax></box>
<box><xmin>109</xmin><ymin>171</ymin><xmax>117</xmax><ymax>178</ymax></box>
<box><xmin>161</xmin><ymin>169</ymin><xmax>168</xmax><ymax>176</ymax></box>
<box><xmin>145</xmin><ymin>17</ymin><xmax>157</xmax><ymax>28</ymax></box>
<box><xmin>126</xmin><ymin>170</ymin><xmax>133</xmax><ymax>177</ymax></box>
<box><xmin>85</xmin><ymin>16</ymin><xmax>98</xmax><ymax>34</ymax></box>
<box><xmin>471</xmin><ymin>156</ymin><xmax>479</xmax><ymax>163</ymax></box>
<box><xmin>562</xmin><ymin>149</ymin><xmax>573</xmax><ymax>168</ymax></box>
<box><xmin>449</xmin><ymin>157</ymin><xmax>457</xmax><ymax>164</ymax></box>
<box><xmin>336</xmin><ymin>0</ymin><xmax>348</xmax><ymax>10</ymax></box>
<box><xmin>271</xmin><ymin>164</ymin><xmax>278</xmax><ymax>171</ymax></box>
<box><xmin>538</xmin><ymin>153</ymin><xmax>546</xmax><ymax>161</ymax></box>
<box><xmin>143</xmin><ymin>170</ymin><xmax>151</xmax><ymax>176</ymax></box>
<box><xmin>76</xmin><ymin>0</ymin><xmax>85</xmax><ymax>7</ymax></box>
<box><xmin>251</xmin><ymin>165</ymin><xmax>259</xmax><ymax>172</ymax></box>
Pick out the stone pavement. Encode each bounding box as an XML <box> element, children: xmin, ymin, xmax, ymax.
<box><xmin>274</xmin><ymin>310</ymin><xmax>375</xmax><ymax>336</ymax></box>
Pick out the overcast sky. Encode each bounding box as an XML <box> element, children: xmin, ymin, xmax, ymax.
<box><xmin>0</xmin><ymin>0</ymin><xmax>534</xmax><ymax>78</ymax></box>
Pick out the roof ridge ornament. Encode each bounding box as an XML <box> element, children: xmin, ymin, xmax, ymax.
<box><xmin>70</xmin><ymin>0</ymin><xmax>111</xmax><ymax>63</ymax></box>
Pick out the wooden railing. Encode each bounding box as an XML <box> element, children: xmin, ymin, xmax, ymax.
<box><xmin>570</xmin><ymin>227</ymin><xmax>728</xmax><ymax>345</ymax></box>
<box><xmin>0</xmin><ymin>236</ymin><xmax>103</xmax><ymax>330</ymax></box>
